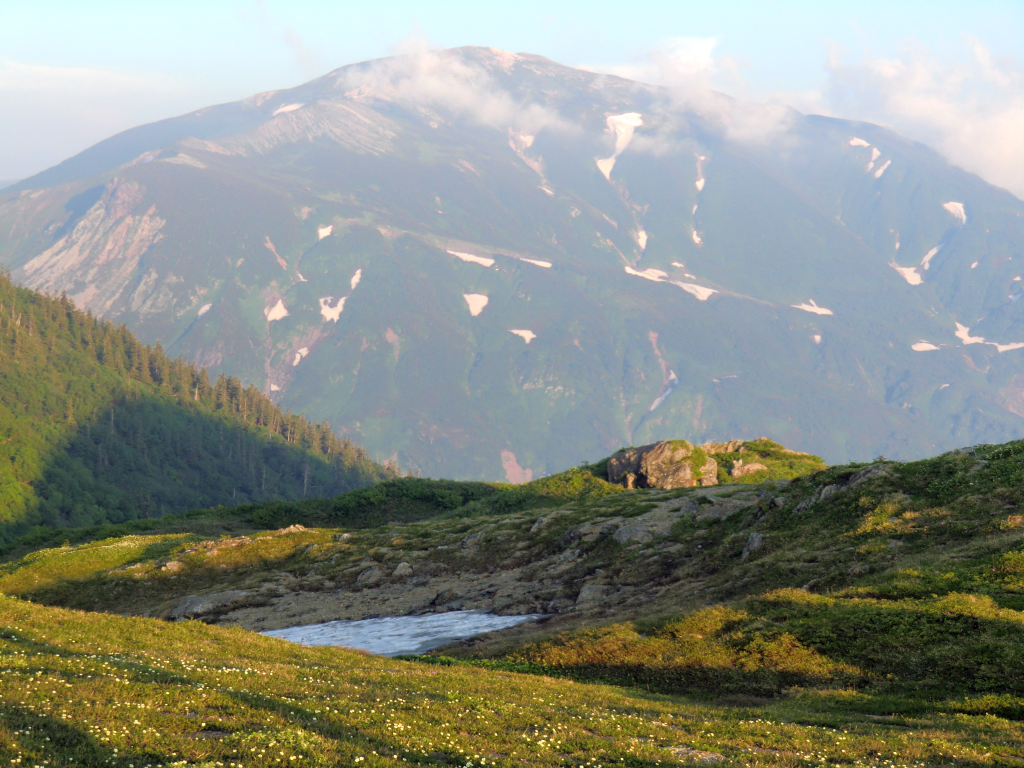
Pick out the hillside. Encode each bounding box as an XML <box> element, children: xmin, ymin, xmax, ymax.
<box><xmin>0</xmin><ymin>271</ymin><xmax>391</xmax><ymax>544</ymax></box>
<box><xmin>3</xmin><ymin>47</ymin><xmax>1024</xmax><ymax>480</ymax></box>
<box><xmin>3</xmin><ymin>438</ymin><xmax>1024</xmax><ymax>764</ymax></box>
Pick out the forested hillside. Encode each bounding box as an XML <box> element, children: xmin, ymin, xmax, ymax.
<box><xmin>0</xmin><ymin>271</ymin><xmax>392</xmax><ymax>542</ymax></box>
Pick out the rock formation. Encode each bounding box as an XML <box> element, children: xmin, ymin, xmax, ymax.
<box><xmin>607</xmin><ymin>441</ymin><xmax>718</xmax><ymax>489</ymax></box>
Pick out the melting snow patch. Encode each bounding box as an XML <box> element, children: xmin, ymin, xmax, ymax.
<box><xmin>939</xmin><ymin>383</ymin><xmax>950</xmax><ymax>390</ymax></box>
<box><xmin>509</xmin><ymin>329</ymin><xmax>536</xmax><ymax>344</ymax></box>
<box><xmin>871</xmin><ymin>148</ymin><xmax>881</xmax><ymax>162</ymax></box>
<box><xmin>695</xmin><ymin>178</ymin><xmax>705</xmax><ymax>191</ymax></box>
<box><xmin>448</xmin><ymin>250</ymin><xmax>495</xmax><ymax>267</ymax></box>
<box><xmin>890</xmin><ymin>262</ymin><xmax>923</xmax><ymax>285</ymax></box>
<box><xmin>673</xmin><ymin>282</ymin><xmax>716</xmax><ymax>301</ymax></box>
<box><xmin>1015</xmin><ymin>276</ymin><xmax>1021</xmax><ymax>282</ymax></box>
<box><xmin>971</xmin><ymin>261</ymin><xmax>979</xmax><ymax>269</ymax></box>
<box><xmin>296</xmin><ymin>272</ymin><xmax>307</xmax><ymax>282</ymax></box>
<box><xmin>943</xmin><ymin>202</ymin><xmax>966</xmax><ymax>224</ymax></box>
<box><xmin>263</xmin><ymin>610</ymin><xmax>542</xmax><ymax>656</ymax></box>
<box><xmin>463</xmin><ymin>293</ymin><xmax>489</xmax><ymax>316</ymax></box>
<box><xmin>951</xmin><ymin>324</ymin><xmax>1021</xmax><ymax>351</ymax></box>
<box><xmin>270</xmin><ymin>384</ymin><xmax>281</xmax><ymax>392</ymax></box>
<box><xmin>625</xmin><ymin>266</ymin><xmax>668</xmax><ymax>282</ymax></box>
<box><xmin>813</xmin><ymin>334</ymin><xmax>822</xmax><ymax>344</ymax></box>
<box><xmin>791</xmin><ymin>300</ymin><xmax>833</xmax><ymax>316</ymax></box>
<box><xmin>874</xmin><ymin>160</ymin><xmax>891</xmax><ymax>178</ymax></box>
<box><xmin>921</xmin><ymin>246</ymin><xmax>940</xmax><ymax>270</ymax></box>
<box><xmin>519</xmin><ymin>258</ymin><xmax>552</xmax><ymax>268</ymax></box>
<box><xmin>319</xmin><ymin>297</ymin><xmax>346</xmax><ymax>322</ymax></box>
<box><xmin>849</xmin><ymin>138</ymin><xmax>870</xmax><ymax>147</ymax></box>
<box><xmin>265</xmin><ymin>300</ymin><xmax>289</xmax><ymax>322</ymax></box>
<box><xmin>912</xmin><ymin>341</ymin><xmax>939</xmax><ymax>351</ymax></box>
<box><xmin>197</xmin><ymin>303</ymin><xmax>212</xmax><ymax>317</ymax></box>
<box><xmin>637</xmin><ymin>229</ymin><xmax>648</xmax><ymax>250</ymax></box>
<box><xmin>292</xmin><ymin>347</ymin><xmax>309</xmax><ymax>367</ymax></box>
<box><xmin>350</xmin><ymin>269</ymin><xmax>362</xmax><ymax>290</ymax></box>
<box><xmin>318</xmin><ymin>225</ymin><xmax>333</xmax><ymax>240</ymax></box>
<box><xmin>692</xmin><ymin>230</ymin><xmax>703</xmax><ymax>246</ymax></box>
<box><xmin>272</xmin><ymin>103</ymin><xmax>303</xmax><ymax>116</ymax></box>
<box><xmin>539</xmin><ymin>185</ymin><xmax>554</xmax><ymax>195</ymax></box>
<box><xmin>596</xmin><ymin>112</ymin><xmax>643</xmax><ymax>180</ymax></box>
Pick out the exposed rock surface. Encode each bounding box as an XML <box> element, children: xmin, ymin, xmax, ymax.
<box><xmin>730</xmin><ymin>459</ymin><xmax>768</xmax><ymax>478</ymax></box>
<box><xmin>170</xmin><ymin>590</ymin><xmax>251</xmax><ymax>621</ymax></box>
<box><xmin>607</xmin><ymin>441</ymin><xmax>717</xmax><ymax>489</ymax></box>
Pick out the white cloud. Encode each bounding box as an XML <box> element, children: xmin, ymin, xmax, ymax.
<box><xmin>820</xmin><ymin>38</ymin><xmax>1024</xmax><ymax>199</ymax></box>
<box><xmin>335</xmin><ymin>38</ymin><xmax>576</xmax><ymax>138</ymax></box>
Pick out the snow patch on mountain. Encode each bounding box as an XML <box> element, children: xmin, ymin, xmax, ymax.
<box><xmin>791</xmin><ymin>300</ymin><xmax>833</xmax><ymax>316</ymax></box>
<box><xmin>637</xmin><ymin>229</ymin><xmax>648</xmax><ymax>250</ymax></box>
<box><xmin>673</xmin><ymin>282</ymin><xmax>717</xmax><ymax>301</ymax></box>
<box><xmin>912</xmin><ymin>341</ymin><xmax>939</xmax><ymax>351</ymax></box>
<box><xmin>350</xmin><ymin>269</ymin><xmax>362</xmax><ymax>290</ymax></box>
<box><xmin>463</xmin><ymin>293</ymin><xmax>489</xmax><ymax>316</ymax></box>
<box><xmin>692</xmin><ymin>230</ymin><xmax>703</xmax><ymax>246</ymax></box>
<box><xmin>596</xmin><ymin>113</ymin><xmax>643</xmax><ymax>180</ymax></box>
<box><xmin>849</xmin><ymin>138</ymin><xmax>870</xmax><ymax>147</ymax></box>
<box><xmin>625</xmin><ymin>266</ymin><xmax>668</xmax><ymax>282</ymax></box>
<box><xmin>448</xmin><ymin>250</ymin><xmax>495</xmax><ymax>267</ymax></box>
<box><xmin>943</xmin><ymin>202</ymin><xmax>966</xmax><ymax>224</ymax></box>
<box><xmin>318</xmin><ymin>225</ymin><xmax>333</xmax><ymax>240</ymax></box>
<box><xmin>509</xmin><ymin>329</ymin><xmax>536</xmax><ymax>343</ymax></box>
<box><xmin>319</xmin><ymin>297</ymin><xmax>346</xmax><ymax>322</ymax></box>
<box><xmin>874</xmin><ymin>160</ymin><xmax>891</xmax><ymax>178</ymax></box>
<box><xmin>519</xmin><ymin>258</ymin><xmax>552</xmax><ymax>268</ymax></box>
<box><xmin>293</xmin><ymin>347</ymin><xmax>309</xmax><ymax>366</ymax></box>
<box><xmin>273</xmin><ymin>103</ymin><xmax>304</xmax><ymax>116</ymax></box>
<box><xmin>921</xmin><ymin>246</ymin><xmax>940</xmax><ymax>270</ymax></box>
<box><xmin>265</xmin><ymin>299</ymin><xmax>289</xmax><ymax>321</ymax></box>
<box><xmin>197</xmin><ymin>303</ymin><xmax>212</xmax><ymax>317</ymax></box>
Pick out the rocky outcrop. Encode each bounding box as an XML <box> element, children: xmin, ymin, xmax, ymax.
<box><xmin>170</xmin><ymin>590</ymin><xmax>251</xmax><ymax>621</ymax></box>
<box><xmin>730</xmin><ymin>459</ymin><xmax>767</xmax><ymax>478</ymax></box>
<box><xmin>607</xmin><ymin>441</ymin><xmax>717</xmax><ymax>489</ymax></box>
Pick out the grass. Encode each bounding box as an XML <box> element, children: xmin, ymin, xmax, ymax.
<box><xmin>1</xmin><ymin>594</ymin><xmax>1022</xmax><ymax>767</ymax></box>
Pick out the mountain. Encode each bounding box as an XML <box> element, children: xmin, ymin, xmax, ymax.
<box><xmin>3</xmin><ymin>46</ymin><xmax>1024</xmax><ymax>480</ymax></box>
<box><xmin>0</xmin><ymin>271</ymin><xmax>391</xmax><ymax>543</ymax></box>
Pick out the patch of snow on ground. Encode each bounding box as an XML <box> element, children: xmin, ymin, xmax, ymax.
<box><xmin>955</xmin><ymin>323</ymin><xmax>987</xmax><ymax>345</ymax></box>
<box><xmin>448</xmin><ymin>250</ymin><xmax>495</xmax><ymax>267</ymax></box>
<box><xmin>270</xmin><ymin>384</ymin><xmax>281</xmax><ymax>392</ymax></box>
<box><xmin>265</xmin><ymin>300</ymin><xmax>289</xmax><ymax>322</ymax></box>
<box><xmin>596</xmin><ymin>112</ymin><xmax>643</xmax><ymax>180</ymax></box>
<box><xmin>672</xmin><ymin>262</ymin><xmax>686</xmax><ymax>268</ymax></box>
<box><xmin>791</xmin><ymin>299</ymin><xmax>833</xmax><ymax>316</ymax></box>
<box><xmin>263</xmin><ymin>610</ymin><xmax>543</xmax><ymax>656</ymax></box>
<box><xmin>539</xmin><ymin>185</ymin><xmax>554</xmax><ymax>195</ymax></box>
<box><xmin>509</xmin><ymin>329</ymin><xmax>536</xmax><ymax>344</ymax></box>
<box><xmin>1015</xmin><ymin>276</ymin><xmax>1022</xmax><ymax>281</ymax></box>
<box><xmin>971</xmin><ymin>261</ymin><xmax>979</xmax><ymax>269</ymax></box>
<box><xmin>943</xmin><ymin>202</ymin><xmax>966</xmax><ymax>224</ymax></box>
<box><xmin>921</xmin><ymin>246</ymin><xmax>940</xmax><ymax>270</ymax></box>
<box><xmin>292</xmin><ymin>347</ymin><xmax>309</xmax><ymax>367</ymax></box>
<box><xmin>637</xmin><ymin>229</ymin><xmax>648</xmax><ymax>250</ymax></box>
<box><xmin>912</xmin><ymin>342</ymin><xmax>940</xmax><ymax>351</ymax></box>
<box><xmin>995</xmin><ymin>342</ymin><xmax>1024</xmax><ymax>352</ymax></box>
<box><xmin>939</xmin><ymin>383</ymin><xmax>950</xmax><ymax>390</ymax></box>
<box><xmin>625</xmin><ymin>266</ymin><xmax>668</xmax><ymax>282</ymax></box>
<box><xmin>695</xmin><ymin>178</ymin><xmax>705</xmax><ymax>191</ymax></box>
<box><xmin>319</xmin><ymin>297</ymin><xmax>346</xmax><ymax>322</ymax></box>
<box><xmin>519</xmin><ymin>258</ymin><xmax>552</xmax><ymax>268</ymax></box>
<box><xmin>890</xmin><ymin>262</ymin><xmax>923</xmax><ymax>285</ymax></box>
<box><xmin>350</xmin><ymin>269</ymin><xmax>362</xmax><ymax>290</ymax></box>
<box><xmin>813</xmin><ymin>334</ymin><xmax>822</xmax><ymax>344</ymax></box>
<box><xmin>463</xmin><ymin>293</ymin><xmax>489</xmax><ymax>316</ymax></box>
<box><xmin>874</xmin><ymin>160</ymin><xmax>892</xmax><ymax>178</ymax></box>
<box><xmin>692</xmin><ymin>230</ymin><xmax>703</xmax><ymax>246</ymax></box>
<box><xmin>197</xmin><ymin>303</ymin><xmax>212</xmax><ymax>317</ymax></box>
<box><xmin>692</xmin><ymin>204</ymin><xmax>698</xmax><ymax>214</ymax></box>
<box><xmin>871</xmin><ymin>148</ymin><xmax>881</xmax><ymax>161</ymax></box>
<box><xmin>849</xmin><ymin>138</ymin><xmax>870</xmax><ymax>147</ymax></box>
<box><xmin>272</xmin><ymin>103</ymin><xmax>304</xmax><ymax>116</ymax></box>
<box><xmin>649</xmin><ymin>370</ymin><xmax>679</xmax><ymax>412</ymax></box>
<box><xmin>318</xmin><ymin>225</ymin><xmax>333</xmax><ymax>240</ymax></box>
<box><xmin>673</xmin><ymin>282</ymin><xmax>717</xmax><ymax>301</ymax></box>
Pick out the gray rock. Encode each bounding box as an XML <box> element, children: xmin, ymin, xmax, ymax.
<box><xmin>356</xmin><ymin>566</ymin><xmax>385</xmax><ymax>586</ymax></box>
<box><xmin>666</xmin><ymin>746</ymin><xmax>724</xmax><ymax>764</ymax></box>
<box><xmin>741</xmin><ymin>532</ymin><xmax>765</xmax><ymax>560</ymax></box>
<box><xmin>393</xmin><ymin>562</ymin><xmax>414</xmax><ymax>578</ymax></box>
<box><xmin>170</xmin><ymin>590</ymin><xmax>250</xmax><ymax>621</ymax></box>
<box><xmin>848</xmin><ymin>563</ymin><xmax>871</xmax><ymax>576</ymax></box>
<box><xmin>607</xmin><ymin>441</ymin><xmax>718</xmax><ymax>489</ymax></box>
<box><xmin>576</xmin><ymin>583</ymin><xmax>609</xmax><ymax>605</ymax></box>
<box><xmin>613</xmin><ymin>524</ymin><xmax>654</xmax><ymax>545</ymax></box>
<box><xmin>730</xmin><ymin>459</ymin><xmax>768</xmax><ymax>478</ymax></box>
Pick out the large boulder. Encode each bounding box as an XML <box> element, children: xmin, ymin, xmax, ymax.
<box><xmin>607</xmin><ymin>441</ymin><xmax>717</xmax><ymax>489</ymax></box>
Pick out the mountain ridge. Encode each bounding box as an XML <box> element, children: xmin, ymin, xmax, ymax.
<box><xmin>3</xmin><ymin>46</ymin><xmax>1024</xmax><ymax>479</ymax></box>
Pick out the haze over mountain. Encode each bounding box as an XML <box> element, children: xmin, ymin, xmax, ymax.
<box><xmin>2</xmin><ymin>46</ymin><xmax>1024</xmax><ymax>481</ymax></box>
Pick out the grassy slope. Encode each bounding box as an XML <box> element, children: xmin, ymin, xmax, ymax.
<box><xmin>0</xmin><ymin>594</ymin><xmax>1021</xmax><ymax>768</ymax></box>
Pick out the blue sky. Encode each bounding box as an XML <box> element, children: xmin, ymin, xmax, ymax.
<box><xmin>1</xmin><ymin>0</ymin><xmax>1023</xmax><ymax>193</ymax></box>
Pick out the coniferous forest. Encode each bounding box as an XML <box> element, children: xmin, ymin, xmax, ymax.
<box><xmin>0</xmin><ymin>270</ymin><xmax>393</xmax><ymax>543</ymax></box>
